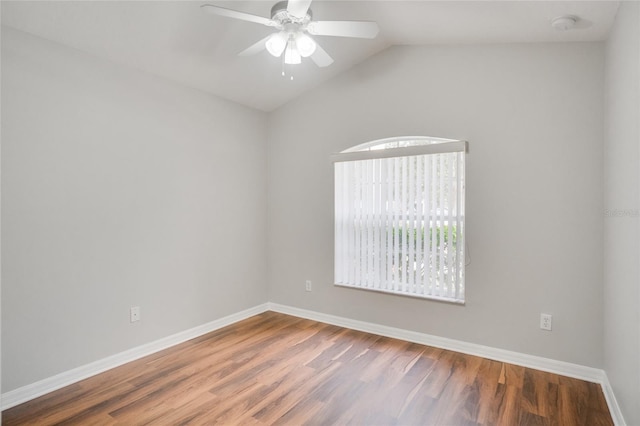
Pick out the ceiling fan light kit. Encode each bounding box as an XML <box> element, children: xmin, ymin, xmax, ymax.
<box><xmin>266</xmin><ymin>31</ymin><xmax>316</xmax><ymax>63</ymax></box>
<box><xmin>201</xmin><ymin>0</ymin><xmax>379</xmax><ymax>72</ymax></box>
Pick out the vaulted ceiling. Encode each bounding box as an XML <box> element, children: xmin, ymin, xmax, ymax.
<box><xmin>1</xmin><ymin>1</ymin><xmax>620</xmax><ymax>111</ymax></box>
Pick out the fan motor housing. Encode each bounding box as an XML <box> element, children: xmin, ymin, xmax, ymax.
<box><xmin>271</xmin><ymin>1</ymin><xmax>312</xmax><ymax>22</ymax></box>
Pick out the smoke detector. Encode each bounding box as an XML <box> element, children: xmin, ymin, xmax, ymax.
<box><xmin>551</xmin><ymin>15</ymin><xmax>579</xmax><ymax>31</ymax></box>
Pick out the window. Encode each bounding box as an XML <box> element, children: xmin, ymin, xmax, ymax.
<box><xmin>333</xmin><ymin>137</ymin><xmax>467</xmax><ymax>303</ymax></box>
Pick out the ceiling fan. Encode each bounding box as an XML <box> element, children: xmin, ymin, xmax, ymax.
<box><xmin>201</xmin><ymin>0</ymin><xmax>379</xmax><ymax>69</ymax></box>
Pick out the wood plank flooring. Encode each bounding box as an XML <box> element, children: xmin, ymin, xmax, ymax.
<box><xmin>2</xmin><ymin>311</ymin><xmax>612</xmax><ymax>425</ymax></box>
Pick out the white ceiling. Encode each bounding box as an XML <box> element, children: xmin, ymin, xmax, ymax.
<box><xmin>1</xmin><ymin>0</ymin><xmax>620</xmax><ymax>111</ymax></box>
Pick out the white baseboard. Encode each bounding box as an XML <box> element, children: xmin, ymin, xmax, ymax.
<box><xmin>268</xmin><ymin>302</ymin><xmax>626</xmax><ymax>426</ymax></box>
<box><xmin>267</xmin><ymin>303</ymin><xmax>603</xmax><ymax>381</ymax></box>
<box><xmin>1</xmin><ymin>303</ymin><xmax>270</xmax><ymax>411</ymax></box>
<box><xmin>600</xmin><ymin>374</ymin><xmax>627</xmax><ymax>426</ymax></box>
<box><xmin>1</xmin><ymin>301</ymin><xmax>626</xmax><ymax>425</ymax></box>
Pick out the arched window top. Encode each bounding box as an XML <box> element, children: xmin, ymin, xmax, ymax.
<box><xmin>333</xmin><ymin>136</ymin><xmax>466</xmax><ymax>163</ymax></box>
<box><xmin>341</xmin><ymin>136</ymin><xmax>460</xmax><ymax>153</ymax></box>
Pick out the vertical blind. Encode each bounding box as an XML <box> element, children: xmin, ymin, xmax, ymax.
<box><xmin>333</xmin><ymin>140</ymin><xmax>467</xmax><ymax>303</ymax></box>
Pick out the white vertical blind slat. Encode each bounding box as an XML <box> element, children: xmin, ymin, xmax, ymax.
<box><xmin>333</xmin><ymin>164</ymin><xmax>344</xmax><ymax>283</ymax></box>
<box><xmin>430</xmin><ymin>155</ymin><xmax>438</xmax><ymax>297</ymax></box>
<box><xmin>415</xmin><ymin>156</ymin><xmax>423</xmax><ymax>296</ymax></box>
<box><xmin>393</xmin><ymin>157</ymin><xmax>401</xmax><ymax>292</ymax></box>
<box><xmin>401</xmin><ymin>156</ymin><xmax>408</xmax><ymax>293</ymax></box>
<box><xmin>406</xmin><ymin>157</ymin><xmax>416</xmax><ymax>293</ymax></box>
<box><xmin>423</xmin><ymin>156</ymin><xmax>431</xmax><ymax>296</ymax></box>
<box><xmin>447</xmin><ymin>153</ymin><xmax>454</xmax><ymax>298</ymax></box>
<box><xmin>384</xmin><ymin>159</ymin><xmax>392</xmax><ymax>291</ymax></box>
<box><xmin>338</xmin><ymin>163</ymin><xmax>344</xmax><ymax>284</ymax></box>
<box><xmin>451</xmin><ymin>154</ymin><xmax>459</xmax><ymax>300</ymax></box>
<box><xmin>437</xmin><ymin>155</ymin><xmax>445</xmax><ymax>298</ymax></box>
<box><xmin>354</xmin><ymin>161</ymin><xmax>361</xmax><ymax>287</ymax></box>
<box><xmin>376</xmin><ymin>161</ymin><xmax>381</xmax><ymax>288</ymax></box>
<box><xmin>350</xmin><ymin>163</ymin><xmax>355</xmax><ymax>286</ymax></box>
<box><xmin>343</xmin><ymin>163</ymin><xmax>350</xmax><ymax>285</ymax></box>
<box><xmin>458</xmin><ymin>153</ymin><xmax>466</xmax><ymax>300</ymax></box>
<box><xmin>365</xmin><ymin>159</ymin><xmax>372</xmax><ymax>288</ymax></box>
<box><xmin>363</xmin><ymin>161</ymin><xmax>368</xmax><ymax>288</ymax></box>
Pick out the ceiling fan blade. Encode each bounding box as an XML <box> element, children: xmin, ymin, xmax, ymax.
<box><xmin>238</xmin><ymin>35</ymin><xmax>271</xmax><ymax>56</ymax></box>
<box><xmin>287</xmin><ymin>0</ymin><xmax>313</xmax><ymax>19</ymax></box>
<box><xmin>201</xmin><ymin>4</ymin><xmax>275</xmax><ymax>27</ymax></box>
<box><xmin>310</xmin><ymin>43</ymin><xmax>333</xmax><ymax>67</ymax></box>
<box><xmin>307</xmin><ymin>20</ymin><xmax>379</xmax><ymax>39</ymax></box>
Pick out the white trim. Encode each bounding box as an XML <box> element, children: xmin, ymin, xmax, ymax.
<box><xmin>1</xmin><ymin>303</ymin><xmax>270</xmax><ymax>410</ymax></box>
<box><xmin>334</xmin><ymin>282</ymin><xmax>465</xmax><ymax>305</ymax></box>
<box><xmin>601</xmin><ymin>374</ymin><xmax>627</xmax><ymax>426</ymax></box>
<box><xmin>332</xmin><ymin>141</ymin><xmax>468</xmax><ymax>163</ymax></box>
<box><xmin>341</xmin><ymin>136</ymin><xmax>458</xmax><ymax>153</ymax></box>
<box><xmin>268</xmin><ymin>303</ymin><xmax>604</xmax><ymax>382</ymax></box>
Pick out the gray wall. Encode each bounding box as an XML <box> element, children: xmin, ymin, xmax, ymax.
<box><xmin>267</xmin><ymin>42</ymin><xmax>605</xmax><ymax>368</ymax></box>
<box><xmin>4</xmin><ymin>15</ymin><xmax>632</xmax><ymax>412</ymax></box>
<box><xmin>604</xmin><ymin>3</ymin><xmax>640</xmax><ymax>424</ymax></box>
<box><xmin>1</xmin><ymin>28</ymin><xmax>268</xmax><ymax>392</ymax></box>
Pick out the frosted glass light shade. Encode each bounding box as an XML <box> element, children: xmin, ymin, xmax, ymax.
<box><xmin>265</xmin><ymin>32</ymin><xmax>287</xmax><ymax>57</ymax></box>
<box><xmin>284</xmin><ymin>40</ymin><xmax>301</xmax><ymax>64</ymax></box>
<box><xmin>295</xmin><ymin>33</ymin><xmax>316</xmax><ymax>57</ymax></box>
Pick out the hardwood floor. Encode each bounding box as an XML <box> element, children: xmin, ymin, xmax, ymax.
<box><xmin>3</xmin><ymin>311</ymin><xmax>612</xmax><ymax>425</ymax></box>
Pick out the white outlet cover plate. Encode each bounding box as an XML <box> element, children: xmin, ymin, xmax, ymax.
<box><xmin>540</xmin><ymin>313</ymin><xmax>552</xmax><ymax>330</ymax></box>
<box><xmin>130</xmin><ymin>306</ymin><xmax>141</xmax><ymax>322</ymax></box>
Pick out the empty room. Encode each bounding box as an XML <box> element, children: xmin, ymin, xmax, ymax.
<box><xmin>1</xmin><ymin>0</ymin><xmax>638</xmax><ymax>424</ymax></box>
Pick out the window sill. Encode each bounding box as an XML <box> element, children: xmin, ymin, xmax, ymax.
<box><xmin>334</xmin><ymin>283</ymin><xmax>465</xmax><ymax>305</ymax></box>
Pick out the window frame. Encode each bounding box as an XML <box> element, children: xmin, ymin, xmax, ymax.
<box><xmin>333</xmin><ymin>136</ymin><xmax>468</xmax><ymax>304</ymax></box>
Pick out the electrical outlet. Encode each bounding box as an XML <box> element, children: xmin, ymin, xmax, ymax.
<box><xmin>305</xmin><ymin>280</ymin><xmax>312</xmax><ymax>292</ymax></box>
<box><xmin>130</xmin><ymin>306</ymin><xmax>141</xmax><ymax>323</ymax></box>
<box><xmin>540</xmin><ymin>313</ymin><xmax>552</xmax><ymax>331</ymax></box>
